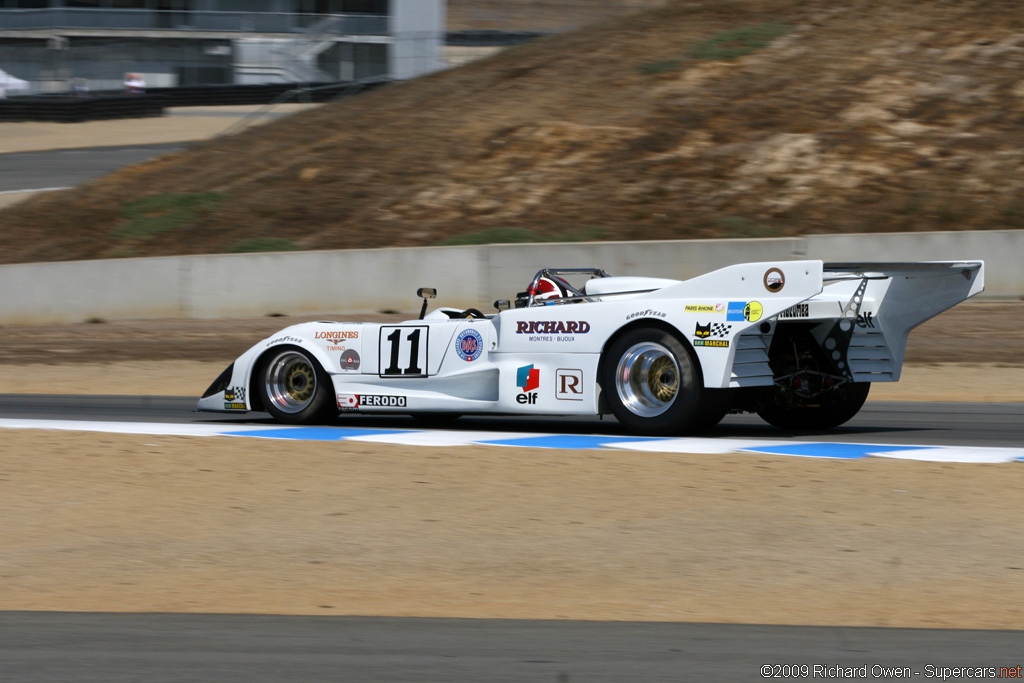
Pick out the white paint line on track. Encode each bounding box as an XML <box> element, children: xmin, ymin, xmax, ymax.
<box><xmin>1</xmin><ymin>418</ymin><xmax>1022</xmax><ymax>463</ymax></box>
<box><xmin>603</xmin><ymin>437</ymin><xmax>795</xmax><ymax>455</ymax></box>
<box><xmin>0</xmin><ymin>418</ymin><xmax>282</xmax><ymax>437</ymax></box>
<box><xmin>868</xmin><ymin>447</ymin><xmax>1023</xmax><ymax>464</ymax></box>
<box><xmin>0</xmin><ymin>187</ymin><xmax>71</xmax><ymax>196</ymax></box>
<box><xmin>346</xmin><ymin>430</ymin><xmax>548</xmax><ymax>447</ymax></box>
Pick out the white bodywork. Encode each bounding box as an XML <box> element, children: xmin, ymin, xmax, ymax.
<box><xmin>196</xmin><ymin>260</ymin><xmax>984</xmax><ymax>417</ymax></box>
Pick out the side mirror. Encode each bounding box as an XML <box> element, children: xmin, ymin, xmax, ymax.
<box><xmin>417</xmin><ymin>287</ymin><xmax>436</xmax><ymax>320</ymax></box>
<box><xmin>493</xmin><ymin>299</ymin><xmax>510</xmax><ymax>311</ymax></box>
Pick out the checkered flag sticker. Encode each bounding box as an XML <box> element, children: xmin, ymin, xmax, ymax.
<box><xmin>224</xmin><ymin>385</ymin><xmax>245</xmax><ymax>402</ymax></box>
<box><xmin>708</xmin><ymin>323</ymin><xmax>731</xmax><ymax>337</ymax></box>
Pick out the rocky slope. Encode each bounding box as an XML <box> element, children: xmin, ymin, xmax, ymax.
<box><xmin>2</xmin><ymin>0</ymin><xmax>1022</xmax><ymax>264</ymax></box>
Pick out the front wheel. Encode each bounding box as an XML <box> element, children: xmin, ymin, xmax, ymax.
<box><xmin>601</xmin><ymin>327</ymin><xmax>708</xmax><ymax>436</ymax></box>
<box><xmin>258</xmin><ymin>347</ymin><xmax>336</xmax><ymax>424</ymax></box>
<box><xmin>756</xmin><ymin>381</ymin><xmax>870</xmax><ymax>431</ymax></box>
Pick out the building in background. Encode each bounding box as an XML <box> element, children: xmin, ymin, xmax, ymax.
<box><xmin>0</xmin><ymin>0</ymin><xmax>445</xmax><ymax>92</ymax></box>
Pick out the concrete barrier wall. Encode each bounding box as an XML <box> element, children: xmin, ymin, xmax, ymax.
<box><xmin>183</xmin><ymin>247</ymin><xmax>483</xmax><ymax>319</ymax></box>
<box><xmin>0</xmin><ymin>230</ymin><xmax>1018</xmax><ymax>325</ymax></box>
<box><xmin>0</xmin><ymin>256</ymin><xmax>187</xmax><ymax>325</ymax></box>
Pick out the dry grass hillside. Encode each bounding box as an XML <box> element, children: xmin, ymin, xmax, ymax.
<box><xmin>2</xmin><ymin>0</ymin><xmax>1023</xmax><ymax>265</ymax></box>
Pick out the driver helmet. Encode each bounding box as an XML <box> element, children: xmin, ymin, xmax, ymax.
<box><xmin>530</xmin><ymin>276</ymin><xmax>570</xmax><ymax>302</ymax></box>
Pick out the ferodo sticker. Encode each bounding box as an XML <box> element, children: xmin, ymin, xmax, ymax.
<box><xmin>361</xmin><ymin>395</ymin><xmax>408</xmax><ymax>408</ymax></box>
<box><xmin>336</xmin><ymin>394</ymin><xmax>408</xmax><ymax>409</ymax></box>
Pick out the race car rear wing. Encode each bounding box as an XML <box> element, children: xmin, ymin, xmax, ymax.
<box><xmin>797</xmin><ymin>260</ymin><xmax>984</xmax><ymax>383</ymax></box>
<box><xmin>819</xmin><ymin>260</ymin><xmax>984</xmax><ymax>329</ymax></box>
<box><xmin>823</xmin><ymin>261</ymin><xmax>983</xmax><ymax>288</ymax></box>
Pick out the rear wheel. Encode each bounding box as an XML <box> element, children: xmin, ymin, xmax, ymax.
<box><xmin>258</xmin><ymin>347</ymin><xmax>336</xmax><ymax>424</ymax></box>
<box><xmin>756</xmin><ymin>381</ymin><xmax>870</xmax><ymax>431</ymax></box>
<box><xmin>602</xmin><ymin>327</ymin><xmax>709</xmax><ymax>436</ymax></box>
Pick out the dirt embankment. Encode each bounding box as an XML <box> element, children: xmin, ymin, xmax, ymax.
<box><xmin>3</xmin><ymin>0</ymin><xmax>1024</xmax><ymax>263</ymax></box>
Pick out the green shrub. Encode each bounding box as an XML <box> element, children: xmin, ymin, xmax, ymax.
<box><xmin>114</xmin><ymin>192</ymin><xmax>227</xmax><ymax>239</ymax></box>
<box><xmin>690</xmin><ymin>22</ymin><xmax>791</xmax><ymax>61</ymax></box>
<box><xmin>716</xmin><ymin>216</ymin><xmax>776</xmax><ymax>238</ymax></box>
<box><xmin>440</xmin><ymin>226</ymin><xmax>607</xmax><ymax>246</ymax></box>
<box><xmin>638</xmin><ymin>59</ymin><xmax>685</xmax><ymax>75</ymax></box>
<box><xmin>229</xmin><ymin>237</ymin><xmax>301</xmax><ymax>253</ymax></box>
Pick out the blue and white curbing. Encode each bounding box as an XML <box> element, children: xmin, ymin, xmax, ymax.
<box><xmin>1</xmin><ymin>418</ymin><xmax>1022</xmax><ymax>464</ymax></box>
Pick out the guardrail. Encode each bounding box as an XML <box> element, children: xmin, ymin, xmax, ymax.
<box><xmin>0</xmin><ymin>80</ymin><xmax>387</xmax><ymax>122</ymax></box>
<box><xmin>0</xmin><ymin>231</ymin><xmax>1018</xmax><ymax>325</ymax></box>
<box><xmin>0</xmin><ymin>93</ymin><xmax>164</xmax><ymax>123</ymax></box>
<box><xmin>0</xmin><ymin>9</ymin><xmax>388</xmax><ymax>35</ymax></box>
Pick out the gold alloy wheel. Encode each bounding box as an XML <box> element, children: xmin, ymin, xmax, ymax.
<box><xmin>615</xmin><ymin>342</ymin><xmax>680</xmax><ymax>418</ymax></box>
<box><xmin>265</xmin><ymin>350</ymin><xmax>319</xmax><ymax>414</ymax></box>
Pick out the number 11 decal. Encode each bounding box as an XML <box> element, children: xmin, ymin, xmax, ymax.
<box><xmin>380</xmin><ymin>326</ymin><xmax>429</xmax><ymax>377</ymax></box>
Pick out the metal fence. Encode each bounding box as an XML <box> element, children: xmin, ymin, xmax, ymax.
<box><xmin>0</xmin><ymin>38</ymin><xmax>235</xmax><ymax>92</ymax></box>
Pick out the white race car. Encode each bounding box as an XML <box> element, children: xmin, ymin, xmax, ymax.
<box><xmin>197</xmin><ymin>260</ymin><xmax>984</xmax><ymax>435</ymax></box>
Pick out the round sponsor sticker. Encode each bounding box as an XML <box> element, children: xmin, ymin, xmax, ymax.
<box><xmin>340</xmin><ymin>349</ymin><xmax>361</xmax><ymax>370</ymax></box>
<box><xmin>455</xmin><ymin>329</ymin><xmax>483</xmax><ymax>361</ymax></box>
<box><xmin>763</xmin><ymin>268</ymin><xmax>785</xmax><ymax>293</ymax></box>
<box><xmin>744</xmin><ymin>301</ymin><xmax>763</xmax><ymax>322</ymax></box>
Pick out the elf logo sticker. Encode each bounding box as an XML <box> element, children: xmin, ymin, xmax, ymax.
<box><xmin>516</xmin><ymin>364</ymin><xmax>540</xmax><ymax>405</ymax></box>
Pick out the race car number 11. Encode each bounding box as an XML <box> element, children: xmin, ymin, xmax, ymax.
<box><xmin>381</xmin><ymin>326</ymin><xmax>428</xmax><ymax>377</ymax></box>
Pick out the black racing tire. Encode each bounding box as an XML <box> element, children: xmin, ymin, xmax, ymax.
<box><xmin>756</xmin><ymin>381</ymin><xmax>870</xmax><ymax>431</ymax></box>
<box><xmin>257</xmin><ymin>346</ymin><xmax>336</xmax><ymax>425</ymax></box>
<box><xmin>601</xmin><ymin>327</ymin><xmax>708</xmax><ymax>436</ymax></box>
<box><xmin>695</xmin><ymin>388</ymin><xmax>735</xmax><ymax>430</ymax></box>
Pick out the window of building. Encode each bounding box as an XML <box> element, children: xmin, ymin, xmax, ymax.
<box><xmin>155</xmin><ymin>0</ymin><xmax>192</xmax><ymax>11</ymax></box>
<box><xmin>293</xmin><ymin>0</ymin><xmax>386</xmax><ymax>15</ymax></box>
<box><xmin>343</xmin><ymin>0</ymin><xmax>386</xmax><ymax>14</ymax></box>
<box><xmin>154</xmin><ymin>0</ymin><xmax>193</xmax><ymax>28</ymax></box>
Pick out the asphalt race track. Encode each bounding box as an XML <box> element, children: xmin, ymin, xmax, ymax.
<box><xmin>0</xmin><ymin>143</ymin><xmax>189</xmax><ymax>195</ymax></box>
<box><xmin>0</xmin><ymin>110</ymin><xmax>301</xmax><ymax>195</ymax></box>
<box><xmin>1</xmin><ymin>613</ymin><xmax>1022</xmax><ymax>683</ymax></box>
<box><xmin>0</xmin><ymin>395</ymin><xmax>1021</xmax><ymax>448</ymax></box>
<box><xmin>2</xmin><ymin>397</ymin><xmax>1022</xmax><ymax>680</ymax></box>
